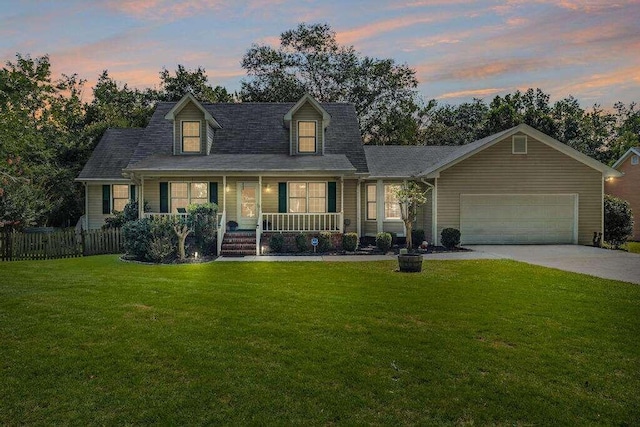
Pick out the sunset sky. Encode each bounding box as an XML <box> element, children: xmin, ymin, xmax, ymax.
<box><xmin>1</xmin><ymin>0</ymin><xmax>639</xmax><ymax>106</ymax></box>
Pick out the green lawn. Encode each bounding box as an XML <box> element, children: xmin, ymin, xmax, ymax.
<box><xmin>626</xmin><ymin>241</ymin><xmax>640</xmax><ymax>254</ymax></box>
<box><xmin>1</xmin><ymin>257</ymin><xmax>638</xmax><ymax>425</ymax></box>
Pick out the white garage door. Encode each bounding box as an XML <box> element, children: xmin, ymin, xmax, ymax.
<box><xmin>460</xmin><ymin>194</ymin><xmax>577</xmax><ymax>244</ymax></box>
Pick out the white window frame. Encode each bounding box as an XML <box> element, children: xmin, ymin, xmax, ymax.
<box><xmin>112</xmin><ymin>184</ymin><xmax>130</xmax><ymax>213</ymax></box>
<box><xmin>631</xmin><ymin>155</ymin><xmax>639</xmax><ymax>165</ymax></box>
<box><xmin>170</xmin><ymin>181</ymin><xmax>208</xmax><ymax>213</ymax></box>
<box><xmin>297</xmin><ymin>120</ymin><xmax>317</xmax><ymax>154</ymax></box>
<box><xmin>181</xmin><ymin>120</ymin><xmax>201</xmax><ymax>153</ymax></box>
<box><xmin>288</xmin><ymin>181</ymin><xmax>326</xmax><ymax>213</ymax></box>
<box><xmin>366</xmin><ymin>183</ymin><xmax>377</xmax><ymax>220</ymax></box>
<box><xmin>384</xmin><ymin>184</ymin><xmax>401</xmax><ymax>220</ymax></box>
<box><xmin>512</xmin><ymin>135</ymin><xmax>527</xmax><ymax>154</ymax></box>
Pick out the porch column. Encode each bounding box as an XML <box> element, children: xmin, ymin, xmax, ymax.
<box><xmin>356</xmin><ymin>179</ymin><xmax>362</xmax><ymax>237</ymax></box>
<box><xmin>222</xmin><ymin>176</ymin><xmax>227</xmax><ymax>213</ymax></box>
<box><xmin>258</xmin><ymin>175</ymin><xmax>262</xmax><ymax>213</ymax></box>
<box><xmin>432</xmin><ymin>177</ymin><xmax>438</xmax><ymax>246</ymax></box>
<box><xmin>340</xmin><ymin>176</ymin><xmax>344</xmax><ymax>233</ymax></box>
<box><xmin>84</xmin><ymin>183</ymin><xmax>89</xmax><ymax>230</ymax></box>
<box><xmin>139</xmin><ymin>176</ymin><xmax>144</xmax><ymax>218</ymax></box>
<box><xmin>376</xmin><ymin>179</ymin><xmax>383</xmax><ymax>234</ymax></box>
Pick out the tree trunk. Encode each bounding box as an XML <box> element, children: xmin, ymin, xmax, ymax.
<box><xmin>405</xmin><ymin>221</ymin><xmax>413</xmax><ymax>251</ymax></box>
<box><xmin>173</xmin><ymin>224</ymin><xmax>190</xmax><ymax>260</ymax></box>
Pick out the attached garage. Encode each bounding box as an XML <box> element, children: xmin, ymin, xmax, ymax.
<box><xmin>460</xmin><ymin>194</ymin><xmax>578</xmax><ymax>244</ymax></box>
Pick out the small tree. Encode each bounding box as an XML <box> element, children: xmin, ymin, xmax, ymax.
<box><xmin>604</xmin><ymin>195</ymin><xmax>634</xmax><ymax>248</ymax></box>
<box><xmin>395</xmin><ymin>181</ymin><xmax>427</xmax><ymax>251</ymax></box>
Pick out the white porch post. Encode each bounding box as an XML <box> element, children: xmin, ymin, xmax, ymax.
<box><xmin>340</xmin><ymin>176</ymin><xmax>344</xmax><ymax>233</ymax></box>
<box><xmin>376</xmin><ymin>179</ymin><xmax>383</xmax><ymax>234</ymax></box>
<box><xmin>356</xmin><ymin>179</ymin><xmax>362</xmax><ymax>237</ymax></box>
<box><xmin>432</xmin><ymin>177</ymin><xmax>438</xmax><ymax>246</ymax></box>
<box><xmin>222</xmin><ymin>175</ymin><xmax>227</xmax><ymax>213</ymax></box>
<box><xmin>139</xmin><ymin>176</ymin><xmax>144</xmax><ymax>218</ymax></box>
<box><xmin>84</xmin><ymin>183</ymin><xmax>89</xmax><ymax>229</ymax></box>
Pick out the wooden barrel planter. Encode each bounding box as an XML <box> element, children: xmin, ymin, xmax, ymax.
<box><xmin>398</xmin><ymin>254</ymin><xmax>423</xmax><ymax>272</ymax></box>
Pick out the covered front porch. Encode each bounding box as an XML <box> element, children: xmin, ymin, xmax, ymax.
<box><xmin>133</xmin><ymin>174</ymin><xmax>358</xmax><ymax>255</ymax></box>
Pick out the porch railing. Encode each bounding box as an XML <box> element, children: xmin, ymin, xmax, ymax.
<box><xmin>262</xmin><ymin>213</ymin><xmax>343</xmax><ymax>233</ymax></box>
<box><xmin>143</xmin><ymin>212</ymin><xmax>189</xmax><ymax>221</ymax></box>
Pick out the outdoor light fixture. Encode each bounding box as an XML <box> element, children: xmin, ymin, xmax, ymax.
<box><xmin>194</xmin><ymin>252</ymin><xmax>199</xmax><ymax>259</ymax></box>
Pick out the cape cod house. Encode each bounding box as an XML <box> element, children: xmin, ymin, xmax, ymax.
<box><xmin>77</xmin><ymin>93</ymin><xmax>620</xmax><ymax>255</ymax></box>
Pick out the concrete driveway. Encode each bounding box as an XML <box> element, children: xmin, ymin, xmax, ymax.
<box><xmin>466</xmin><ymin>245</ymin><xmax>640</xmax><ymax>285</ymax></box>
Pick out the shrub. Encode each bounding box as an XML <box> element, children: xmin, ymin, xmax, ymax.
<box><xmin>188</xmin><ymin>203</ymin><xmax>218</xmax><ymax>255</ymax></box>
<box><xmin>122</xmin><ymin>218</ymin><xmax>152</xmax><ymax>260</ymax></box>
<box><xmin>412</xmin><ymin>229</ymin><xmax>425</xmax><ymax>246</ymax></box>
<box><xmin>270</xmin><ymin>233</ymin><xmax>285</xmax><ymax>253</ymax></box>
<box><xmin>103</xmin><ymin>201</ymin><xmax>150</xmax><ymax>229</ymax></box>
<box><xmin>342</xmin><ymin>232</ymin><xmax>358</xmax><ymax>252</ymax></box>
<box><xmin>295</xmin><ymin>233</ymin><xmax>308</xmax><ymax>252</ymax></box>
<box><xmin>318</xmin><ymin>231</ymin><xmax>333</xmax><ymax>252</ymax></box>
<box><xmin>376</xmin><ymin>232</ymin><xmax>392</xmax><ymax>253</ymax></box>
<box><xmin>147</xmin><ymin>236</ymin><xmax>174</xmax><ymax>263</ymax></box>
<box><xmin>389</xmin><ymin>232</ymin><xmax>398</xmax><ymax>246</ymax></box>
<box><xmin>441</xmin><ymin>228</ymin><xmax>461</xmax><ymax>250</ymax></box>
<box><xmin>604</xmin><ymin>195</ymin><xmax>634</xmax><ymax>248</ymax></box>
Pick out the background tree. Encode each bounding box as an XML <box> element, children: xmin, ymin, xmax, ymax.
<box><xmin>159</xmin><ymin>65</ymin><xmax>235</xmax><ymax>103</ymax></box>
<box><xmin>241</xmin><ymin>23</ymin><xmax>423</xmax><ymax>144</ymax></box>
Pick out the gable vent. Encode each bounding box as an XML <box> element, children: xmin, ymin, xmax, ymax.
<box><xmin>512</xmin><ymin>135</ymin><xmax>527</xmax><ymax>154</ymax></box>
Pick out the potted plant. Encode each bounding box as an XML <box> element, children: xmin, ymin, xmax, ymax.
<box><xmin>395</xmin><ymin>181</ymin><xmax>427</xmax><ymax>272</ymax></box>
<box><xmin>227</xmin><ymin>220</ymin><xmax>238</xmax><ymax>232</ymax></box>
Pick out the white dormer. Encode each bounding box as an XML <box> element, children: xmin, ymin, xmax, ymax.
<box><xmin>284</xmin><ymin>94</ymin><xmax>331</xmax><ymax>156</ymax></box>
<box><xmin>164</xmin><ymin>93</ymin><xmax>222</xmax><ymax>155</ymax></box>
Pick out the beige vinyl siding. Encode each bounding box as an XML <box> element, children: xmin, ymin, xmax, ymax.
<box><xmin>417</xmin><ymin>188</ymin><xmax>433</xmax><ymax>242</ymax></box>
<box><xmin>86</xmin><ymin>182</ymin><xmax>134</xmax><ymax>229</ymax></box>
<box><xmin>174</xmin><ymin>102</ymin><xmax>205</xmax><ymax>154</ymax></box>
<box><xmin>291</xmin><ymin>102</ymin><xmax>323</xmax><ymax>155</ymax></box>
<box><xmin>436</xmin><ymin>134</ymin><xmax>602</xmax><ymax>245</ymax></box>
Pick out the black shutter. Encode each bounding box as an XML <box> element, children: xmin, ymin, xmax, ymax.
<box><xmin>278</xmin><ymin>182</ymin><xmax>287</xmax><ymax>213</ymax></box>
<box><xmin>328</xmin><ymin>182</ymin><xmax>337</xmax><ymax>213</ymax></box>
<box><xmin>160</xmin><ymin>182</ymin><xmax>169</xmax><ymax>213</ymax></box>
<box><xmin>102</xmin><ymin>185</ymin><xmax>110</xmax><ymax>214</ymax></box>
<box><xmin>130</xmin><ymin>185</ymin><xmax>136</xmax><ymax>202</ymax></box>
<box><xmin>209</xmin><ymin>182</ymin><xmax>218</xmax><ymax>205</ymax></box>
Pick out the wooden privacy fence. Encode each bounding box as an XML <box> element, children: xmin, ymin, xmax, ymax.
<box><xmin>0</xmin><ymin>228</ymin><xmax>124</xmax><ymax>261</ymax></box>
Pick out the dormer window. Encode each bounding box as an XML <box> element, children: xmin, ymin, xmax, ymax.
<box><xmin>512</xmin><ymin>135</ymin><xmax>527</xmax><ymax>154</ymax></box>
<box><xmin>298</xmin><ymin>121</ymin><xmax>317</xmax><ymax>153</ymax></box>
<box><xmin>182</xmin><ymin>121</ymin><xmax>201</xmax><ymax>153</ymax></box>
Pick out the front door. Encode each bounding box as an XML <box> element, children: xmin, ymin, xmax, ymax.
<box><xmin>237</xmin><ymin>182</ymin><xmax>258</xmax><ymax>229</ymax></box>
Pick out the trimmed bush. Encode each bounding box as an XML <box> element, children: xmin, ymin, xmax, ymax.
<box><xmin>604</xmin><ymin>195</ymin><xmax>634</xmax><ymax>248</ymax></box>
<box><xmin>295</xmin><ymin>233</ymin><xmax>308</xmax><ymax>252</ymax></box>
<box><xmin>188</xmin><ymin>203</ymin><xmax>218</xmax><ymax>255</ymax></box>
<box><xmin>376</xmin><ymin>232</ymin><xmax>392</xmax><ymax>253</ymax></box>
<box><xmin>318</xmin><ymin>231</ymin><xmax>333</xmax><ymax>253</ymax></box>
<box><xmin>342</xmin><ymin>233</ymin><xmax>358</xmax><ymax>252</ymax></box>
<box><xmin>441</xmin><ymin>228</ymin><xmax>461</xmax><ymax>250</ymax></box>
<box><xmin>122</xmin><ymin>218</ymin><xmax>152</xmax><ymax>260</ymax></box>
<box><xmin>269</xmin><ymin>233</ymin><xmax>285</xmax><ymax>253</ymax></box>
<box><xmin>103</xmin><ymin>201</ymin><xmax>150</xmax><ymax>229</ymax></box>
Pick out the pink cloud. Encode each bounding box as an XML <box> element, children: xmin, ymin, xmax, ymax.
<box><xmin>336</xmin><ymin>15</ymin><xmax>441</xmax><ymax>45</ymax></box>
<box><xmin>106</xmin><ymin>0</ymin><xmax>226</xmax><ymax>21</ymax></box>
<box><xmin>438</xmin><ymin>87</ymin><xmax>508</xmax><ymax>100</ymax></box>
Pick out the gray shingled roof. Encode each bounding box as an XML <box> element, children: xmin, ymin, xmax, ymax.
<box><xmin>125</xmin><ymin>153</ymin><xmax>355</xmax><ymax>173</ymax></box>
<box><xmin>127</xmin><ymin>101</ymin><xmax>368</xmax><ymax>174</ymax></box>
<box><xmin>77</xmin><ymin>128</ymin><xmax>143</xmax><ymax>180</ymax></box>
<box><xmin>364</xmin><ymin>145</ymin><xmax>461</xmax><ymax>178</ymax></box>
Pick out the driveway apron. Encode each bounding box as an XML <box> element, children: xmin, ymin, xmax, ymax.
<box><xmin>466</xmin><ymin>245</ymin><xmax>640</xmax><ymax>285</ymax></box>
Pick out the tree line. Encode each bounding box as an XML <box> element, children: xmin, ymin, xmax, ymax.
<box><xmin>1</xmin><ymin>23</ymin><xmax>638</xmax><ymax>228</ymax></box>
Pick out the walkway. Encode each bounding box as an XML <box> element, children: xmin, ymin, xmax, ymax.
<box><xmin>215</xmin><ymin>251</ymin><xmax>503</xmax><ymax>262</ymax></box>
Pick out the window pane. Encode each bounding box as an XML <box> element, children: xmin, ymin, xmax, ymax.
<box><xmin>191</xmin><ymin>182</ymin><xmax>208</xmax><ymax>199</ymax></box>
<box><xmin>113</xmin><ymin>185</ymin><xmax>129</xmax><ymax>199</ymax></box>
<box><xmin>298</xmin><ymin>121</ymin><xmax>316</xmax><ymax>137</ymax></box>
<box><xmin>171</xmin><ymin>183</ymin><xmax>188</xmax><ymax>198</ymax></box>
<box><xmin>183</xmin><ymin>137</ymin><xmax>200</xmax><ymax>152</ymax></box>
<box><xmin>308</xmin><ymin>183</ymin><xmax>325</xmax><ymax>198</ymax></box>
<box><xmin>289</xmin><ymin>198</ymin><xmax>306</xmax><ymax>213</ymax></box>
<box><xmin>289</xmin><ymin>183</ymin><xmax>306</xmax><ymax>197</ymax></box>
<box><xmin>113</xmin><ymin>199</ymin><xmax>128</xmax><ymax>212</ymax></box>
<box><xmin>309</xmin><ymin>198</ymin><xmax>325</xmax><ymax>213</ymax></box>
<box><xmin>384</xmin><ymin>185</ymin><xmax>401</xmax><ymax>219</ymax></box>
<box><xmin>367</xmin><ymin>203</ymin><xmax>377</xmax><ymax>220</ymax></box>
<box><xmin>183</xmin><ymin>121</ymin><xmax>200</xmax><ymax>137</ymax></box>
<box><xmin>172</xmin><ymin>198</ymin><xmax>189</xmax><ymax>213</ymax></box>
<box><xmin>367</xmin><ymin>184</ymin><xmax>376</xmax><ymax>201</ymax></box>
